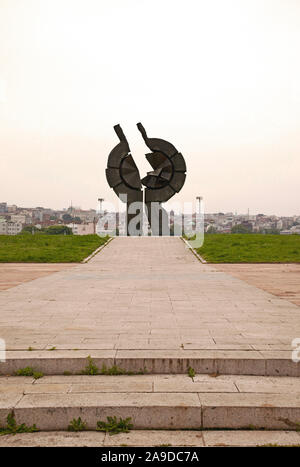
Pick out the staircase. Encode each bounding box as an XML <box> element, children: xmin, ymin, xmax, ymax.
<box><xmin>1</xmin><ymin>353</ymin><xmax>300</xmax><ymax>446</ymax></box>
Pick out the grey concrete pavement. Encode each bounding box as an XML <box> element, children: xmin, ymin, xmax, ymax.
<box><xmin>1</xmin><ymin>429</ymin><xmax>299</xmax><ymax>447</ymax></box>
<box><xmin>0</xmin><ymin>237</ymin><xmax>299</xmax><ymax>354</ymax></box>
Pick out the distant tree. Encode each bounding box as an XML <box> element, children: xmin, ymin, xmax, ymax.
<box><xmin>62</xmin><ymin>213</ymin><xmax>73</xmax><ymax>223</ymax></box>
<box><xmin>258</xmin><ymin>228</ymin><xmax>280</xmax><ymax>235</ymax></box>
<box><xmin>266</xmin><ymin>228</ymin><xmax>280</xmax><ymax>235</ymax></box>
<box><xmin>21</xmin><ymin>225</ymin><xmax>41</xmax><ymax>234</ymax></box>
<box><xmin>73</xmin><ymin>217</ymin><xmax>82</xmax><ymax>224</ymax></box>
<box><xmin>231</xmin><ymin>224</ymin><xmax>251</xmax><ymax>234</ymax></box>
<box><xmin>44</xmin><ymin>225</ymin><xmax>73</xmax><ymax>235</ymax></box>
<box><xmin>206</xmin><ymin>226</ymin><xmax>217</xmax><ymax>234</ymax></box>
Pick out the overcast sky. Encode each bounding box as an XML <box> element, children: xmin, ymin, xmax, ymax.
<box><xmin>0</xmin><ymin>0</ymin><xmax>299</xmax><ymax>215</ymax></box>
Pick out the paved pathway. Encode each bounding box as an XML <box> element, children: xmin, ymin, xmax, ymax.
<box><xmin>0</xmin><ymin>263</ymin><xmax>76</xmax><ymax>291</ymax></box>
<box><xmin>213</xmin><ymin>263</ymin><xmax>300</xmax><ymax>307</ymax></box>
<box><xmin>1</xmin><ymin>429</ymin><xmax>300</xmax><ymax>447</ymax></box>
<box><xmin>0</xmin><ymin>237</ymin><xmax>299</xmax><ymax>352</ymax></box>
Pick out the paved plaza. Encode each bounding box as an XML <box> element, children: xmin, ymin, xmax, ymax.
<box><xmin>1</xmin><ymin>237</ymin><xmax>300</xmax><ymax>443</ymax></box>
<box><xmin>0</xmin><ymin>263</ymin><xmax>76</xmax><ymax>291</ymax></box>
<box><xmin>0</xmin><ymin>237</ymin><xmax>299</xmax><ymax>353</ymax></box>
<box><xmin>214</xmin><ymin>263</ymin><xmax>300</xmax><ymax>307</ymax></box>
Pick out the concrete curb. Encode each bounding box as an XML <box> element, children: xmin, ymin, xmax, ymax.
<box><xmin>180</xmin><ymin>236</ymin><xmax>207</xmax><ymax>264</ymax></box>
<box><xmin>81</xmin><ymin>237</ymin><xmax>113</xmax><ymax>264</ymax></box>
<box><xmin>1</xmin><ymin>351</ymin><xmax>299</xmax><ymax>376</ymax></box>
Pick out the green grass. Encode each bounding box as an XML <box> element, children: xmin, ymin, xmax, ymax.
<box><xmin>195</xmin><ymin>234</ymin><xmax>300</xmax><ymax>263</ymax></box>
<box><xmin>0</xmin><ymin>234</ymin><xmax>109</xmax><ymax>262</ymax></box>
<box><xmin>96</xmin><ymin>417</ymin><xmax>133</xmax><ymax>435</ymax></box>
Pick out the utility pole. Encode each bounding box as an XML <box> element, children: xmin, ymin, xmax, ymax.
<box><xmin>98</xmin><ymin>198</ymin><xmax>104</xmax><ymax>216</ymax></box>
<box><xmin>196</xmin><ymin>196</ymin><xmax>203</xmax><ymax>214</ymax></box>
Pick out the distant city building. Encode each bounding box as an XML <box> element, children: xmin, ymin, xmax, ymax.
<box><xmin>0</xmin><ymin>218</ymin><xmax>22</xmax><ymax>235</ymax></box>
<box><xmin>67</xmin><ymin>222</ymin><xmax>96</xmax><ymax>235</ymax></box>
<box><xmin>0</xmin><ymin>202</ymin><xmax>299</xmax><ymax>235</ymax></box>
<box><xmin>0</xmin><ymin>203</ymin><xmax>7</xmax><ymax>213</ymax></box>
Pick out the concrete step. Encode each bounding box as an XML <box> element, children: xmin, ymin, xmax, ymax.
<box><xmin>1</xmin><ymin>430</ymin><xmax>300</xmax><ymax>447</ymax></box>
<box><xmin>1</xmin><ymin>374</ymin><xmax>300</xmax><ymax>431</ymax></box>
<box><xmin>1</xmin><ymin>349</ymin><xmax>299</xmax><ymax>376</ymax></box>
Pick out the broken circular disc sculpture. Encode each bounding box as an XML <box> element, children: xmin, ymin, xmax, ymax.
<box><xmin>106</xmin><ymin>123</ymin><xmax>186</xmax><ymax>235</ymax></box>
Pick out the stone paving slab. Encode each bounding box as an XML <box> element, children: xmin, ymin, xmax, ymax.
<box><xmin>213</xmin><ymin>263</ymin><xmax>300</xmax><ymax>307</ymax></box>
<box><xmin>13</xmin><ymin>392</ymin><xmax>202</xmax><ymax>430</ymax></box>
<box><xmin>203</xmin><ymin>430</ymin><xmax>300</xmax><ymax>447</ymax></box>
<box><xmin>1</xmin><ymin>374</ymin><xmax>300</xmax><ymax>430</ymax></box>
<box><xmin>0</xmin><ymin>431</ymin><xmax>106</xmax><ymax>447</ymax></box>
<box><xmin>0</xmin><ymin>263</ymin><xmax>77</xmax><ymax>291</ymax></box>
<box><xmin>0</xmin><ymin>430</ymin><xmax>299</xmax><ymax>447</ymax></box>
<box><xmin>0</xmin><ymin>237</ymin><xmax>299</xmax><ymax>375</ymax></box>
<box><xmin>2</xmin><ymin>372</ymin><xmax>300</xmax><ymax>391</ymax></box>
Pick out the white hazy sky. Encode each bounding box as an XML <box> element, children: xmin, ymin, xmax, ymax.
<box><xmin>0</xmin><ymin>0</ymin><xmax>299</xmax><ymax>215</ymax></box>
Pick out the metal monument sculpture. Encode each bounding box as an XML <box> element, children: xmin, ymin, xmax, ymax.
<box><xmin>106</xmin><ymin>123</ymin><xmax>186</xmax><ymax>235</ymax></box>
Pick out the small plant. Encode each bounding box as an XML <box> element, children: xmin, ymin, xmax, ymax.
<box><xmin>81</xmin><ymin>355</ymin><xmax>99</xmax><ymax>375</ymax></box>
<box><xmin>27</xmin><ymin>346</ymin><xmax>35</xmax><ymax>351</ymax></box>
<box><xmin>15</xmin><ymin>367</ymin><xmax>43</xmax><ymax>379</ymax></box>
<box><xmin>15</xmin><ymin>367</ymin><xmax>41</xmax><ymax>379</ymax></box>
<box><xmin>63</xmin><ymin>371</ymin><xmax>72</xmax><ymax>376</ymax></box>
<box><xmin>15</xmin><ymin>366</ymin><xmax>34</xmax><ymax>376</ymax></box>
<box><xmin>187</xmin><ymin>366</ymin><xmax>195</xmax><ymax>380</ymax></box>
<box><xmin>100</xmin><ymin>364</ymin><xmax>125</xmax><ymax>375</ymax></box>
<box><xmin>68</xmin><ymin>417</ymin><xmax>87</xmax><ymax>432</ymax></box>
<box><xmin>100</xmin><ymin>364</ymin><xmax>146</xmax><ymax>376</ymax></box>
<box><xmin>243</xmin><ymin>424</ymin><xmax>257</xmax><ymax>430</ymax></box>
<box><xmin>0</xmin><ymin>412</ymin><xmax>38</xmax><ymax>436</ymax></box>
<box><xmin>48</xmin><ymin>346</ymin><xmax>56</xmax><ymax>351</ymax></box>
<box><xmin>33</xmin><ymin>371</ymin><xmax>43</xmax><ymax>380</ymax></box>
<box><xmin>80</xmin><ymin>359</ymin><xmax>146</xmax><ymax>376</ymax></box>
<box><xmin>96</xmin><ymin>416</ymin><xmax>133</xmax><ymax>435</ymax></box>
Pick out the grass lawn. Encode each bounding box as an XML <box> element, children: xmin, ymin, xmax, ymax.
<box><xmin>195</xmin><ymin>234</ymin><xmax>300</xmax><ymax>263</ymax></box>
<box><xmin>0</xmin><ymin>234</ymin><xmax>109</xmax><ymax>263</ymax></box>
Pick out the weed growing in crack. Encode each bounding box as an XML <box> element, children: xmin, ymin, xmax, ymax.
<box><xmin>68</xmin><ymin>417</ymin><xmax>87</xmax><ymax>432</ymax></box>
<box><xmin>15</xmin><ymin>367</ymin><xmax>43</xmax><ymax>379</ymax></box>
<box><xmin>0</xmin><ymin>412</ymin><xmax>38</xmax><ymax>436</ymax></box>
<box><xmin>96</xmin><ymin>416</ymin><xmax>133</xmax><ymax>435</ymax></box>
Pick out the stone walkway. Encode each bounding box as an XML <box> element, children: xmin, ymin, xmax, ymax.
<box><xmin>213</xmin><ymin>263</ymin><xmax>300</xmax><ymax>307</ymax></box>
<box><xmin>1</xmin><ymin>429</ymin><xmax>299</xmax><ymax>447</ymax></box>
<box><xmin>1</xmin><ymin>238</ymin><xmax>300</xmax><ymax>444</ymax></box>
<box><xmin>0</xmin><ymin>263</ymin><xmax>76</xmax><ymax>291</ymax></box>
<box><xmin>0</xmin><ymin>237</ymin><xmax>299</xmax><ymax>354</ymax></box>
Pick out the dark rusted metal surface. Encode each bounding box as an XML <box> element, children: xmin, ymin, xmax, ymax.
<box><xmin>106</xmin><ymin>123</ymin><xmax>186</xmax><ymax>235</ymax></box>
